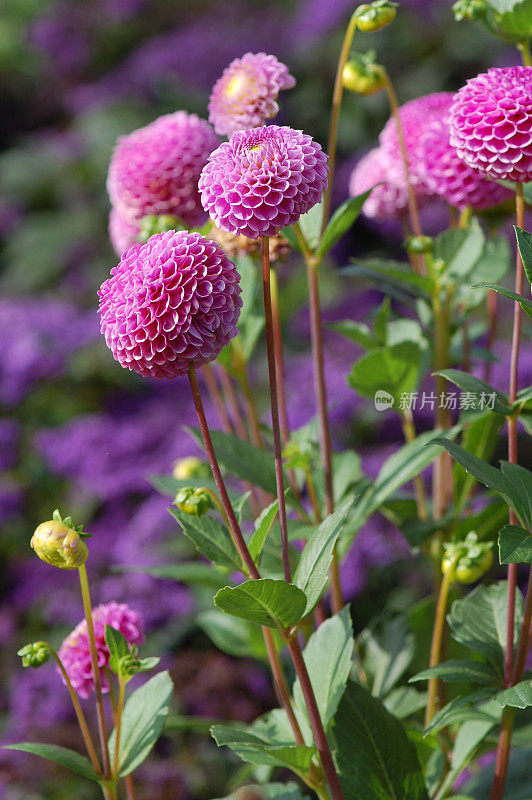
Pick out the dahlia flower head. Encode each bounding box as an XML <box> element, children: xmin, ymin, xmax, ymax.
<box><xmin>449</xmin><ymin>66</ymin><xmax>532</xmax><ymax>183</ymax></box>
<box><xmin>98</xmin><ymin>229</ymin><xmax>242</xmax><ymax>379</ymax></box>
<box><xmin>107</xmin><ymin>111</ymin><xmax>220</xmax><ymax>228</ymax></box>
<box><xmin>58</xmin><ymin>602</ymin><xmax>144</xmax><ymax>698</ymax></box>
<box><xmin>349</xmin><ymin>147</ymin><xmax>410</xmax><ymax>221</ymax></box>
<box><xmin>418</xmin><ymin>116</ymin><xmax>513</xmax><ymax>210</ymax></box>
<box><xmin>208</xmin><ymin>52</ymin><xmax>296</xmax><ymax>137</ymax></box>
<box><xmin>199</xmin><ymin>125</ymin><xmax>328</xmax><ymax>239</ymax></box>
<box><xmin>379</xmin><ymin>92</ymin><xmax>455</xmax><ymax>192</ymax></box>
<box><xmin>109</xmin><ymin>207</ymin><xmax>140</xmax><ymax>256</ymax></box>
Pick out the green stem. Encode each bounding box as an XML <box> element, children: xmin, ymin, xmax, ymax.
<box><xmin>518</xmin><ymin>40</ymin><xmax>532</xmax><ymax>66</ymax></box>
<box><xmin>113</xmin><ymin>682</ymin><xmax>125</xmax><ymax>778</ymax></box>
<box><xmin>321</xmin><ymin>12</ymin><xmax>358</xmax><ymax>233</ymax></box>
<box><xmin>78</xmin><ymin>564</ymin><xmax>111</xmax><ymax>779</ymax></box>
<box><xmin>425</xmin><ymin>554</ymin><xmax>458</xmax><ymax>727</ymax></box>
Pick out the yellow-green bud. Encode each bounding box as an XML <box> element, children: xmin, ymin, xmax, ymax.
<box><xmin>18</xmin><ymin>641</ymin><xmax>52</xmax><ymax>668</ymax></box>
<box><xmin>354</xmin><ymin>1</ymin><xmax>397</xmax><ymax>32</ymax></box>
<box><xmin>405</xmin><ymin>235</ymin><xmax>434</xmax><ymax>255</ymax></box>
<box><xmin>174</xmin><ymin>487</ymin><xmax>214</xmax><ymax>517</ymax></box>
<box><xmin>172</xmin><ymin>456</ymin><xmax>210</xmax><ymax>481</ymax></box>
<box><xmin>31</xmin><ymin>519</ymin><xmax>88</xmax><ymax>569</ymax></box>
<box><xmin>453</xmin><ymin>0</ymin><xmax>488</xmax><ymax>22</ymax></box>
<box><xmin>342</xmin><ymin>59</ymin><xmax>385</xmax><ymax>96</ymax></box>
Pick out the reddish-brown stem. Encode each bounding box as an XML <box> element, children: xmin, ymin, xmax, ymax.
<box><xmin>287</xmin><ymin>635</ymin><xmax>345</xmax><ymax>800</ymax></box>
<box><xmin>512</xmin><ymin>569</ymin><xmax>532</xmax><ymax>685</ymax></box>
<box><xmin>261</xmin><ymin>237</ymin><xmax>291</xmax><ymax>583</ymax></box>
<box><xmin>270</xmin><ymin>264</ymin><xmax>290</xmax><ymax>447</ymax></box>
<box><xmin>125</xmin><ymin>775</ymin><xmax>136</xmax><ymax>800</ymax></box>
<box><xmin>263</xmin><ymin>627</ymin><xmax>305</xmax><ymax>745</ymax></box>
<box><xmin>217</xmin><ymin>365</ymin><xmax>249</xmax><ymax>442</ymax></box>
<box><xmin>202</xmin><ymin>364</ymin><xmax>234</xmax><ymax>435</ymax></box>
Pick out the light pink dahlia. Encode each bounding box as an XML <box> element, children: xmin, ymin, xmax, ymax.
<box><xmin>208</xmin><ymin>52</ymin><xmax>296</xmax><ymax>137</ymax></box>
<box><xmin>98</xmin><ymin>230</ymin><xmax>242</xmax><ymax>379</ymax></box>
<box><xmin>198</xmin><ymin>125</ymin><xmax>328</xmax><ymax>239</ymax></box>
<box><xmin>58</xmin><ymin>602</ymin><xmax>144</xmax><ymax>698</ymax></box>
<box><xmin>349</xmin><ymin>147</ymin><xmax>410</xmax><ymax>221</ymax></box>
<box><xmin>379</xmin><ymin>93</ymin><xmax>454</xmax><ymax>191</ymax></box>
<box><xmin>107</xmin><ymin>112</ymin><xmax>220</xmax><ymax>227</ymax></box>
<box><xmin>449</xmin><ymin>67</ymin><xmax>532</xmax><ymax>183</ymax></box>
<box><xmin>109</xmin><ymin>207</ymin><xmax>140</xmax><ymax>256</ymax></box>
<box><xmin>418</xmin><ymin>116</ymin><xmax>513</xmax><ymax>210</ymax></box>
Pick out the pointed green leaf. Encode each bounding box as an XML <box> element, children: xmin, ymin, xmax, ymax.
<box><xmin>500</xmin><ymin>461</ymin><xmax>532</xmax><ymax>531</ymax></box>
<box><xmin>494</xmin><ymin>680</ymin><xmax>532</xmax><ymax>710</ymax></box>
<box><xmin>342</xmin><ymin>259</ymin><xmax>434</xmax><ymax>294</ymax></box>
<box><xmin>411</xmin><ymin>659</ymin><xmax>499</xmax><ymax>686</ymax></box>
<box><xmin>328</xmin><ymin>319</ymin><xmax>374</xmax><ymax>349</ymax></box>
<box><xmin>317</xmin><ymin>189</ymin><xmax>373</xmax><ymax>257</ymax></box>
<box><xmin>435</xmin><ymin>370</ymin><xmax>510</xmax><ymax>415</ymax></box>
<box><xmin>214</xmin><ymin>579</ymin><xmax>307</xmax><ymax>629</ymax></box>
<box><xmin>348</xmin><ymin>342</ymin><xmax>424</xmax><ymax>409</ymax></box>
<box><xmin>4</xmin><ymin>743</ymin><xmax>99</xmax><ymax>781</ymax></box>
<box><xmin>169</xmin><ymin>507</ymin><xmax>242</xmax><ymax>571</ymax></box>
<box><xmin>211</xmin><ymin>725</ymin><xmax>316</xmax><ymax>772</ymax></box>
<box><xmin>249</xmin><ymin>500</ymin><xmax>279</xmax><ymax>563</ymax></box>
<box><xmin>472</xmin><ymin>282</ymin><xmax>532</xmax><ymax>319</ymax></box>
<box><xmin>424</xmin><ymin>689</ymin><xmax>496</xmax><ymax>735</ymax></box>
<box><xmin>515</xmin><ymin>226</ymin><xmax>532</xmax><ymax>286</ymax></box>
<box><xmin>498</xmin><ymin>525</ymin><xmax>532</xmax><ymax>564</ymax></box>
<box><xmin>108</xmin><ymin>671</ymin><xmax>173</xmax><ymax>776</ymax></box>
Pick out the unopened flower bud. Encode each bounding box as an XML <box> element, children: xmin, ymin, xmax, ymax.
<box><xmin>354</xmin><ymin>1</ymin><xmax>397</xmax><ymax>32</ymax></box>
<box><xmin>405</xmin><ymin>235</ymin><xmax>434</xmax><ymax>255</ymax></box>
<box><xmin>172</xmin><ymin>456</ymin><xmax>210</xmax><ymax>481</ymax></box>
<box><xmin>442</xmin><ymin>532</ymin><xmax>494</xmax><ymax>584</ymax></box>
<box><xmin>139</xmin><ymin>214</ymin><xmax>183</xmax><ymax>242</ymax></box>
<box><xmin>18</xmin><ymin>641</ymin><xmax>52</xmax><ymax>668</ymax></box>
<box><xmin>453</xmin><ymin>0</ymin><xmax>488</xmax><ymax>22</ymax></box>
<box><xmin>31</xmin><ymin>518</ymin><xmax>88</xmax><ymax>570</ymax></box>
<box><xmin>174</xmin><ymin>487</ymin><xmax>214</xmax><ymax>517</ymax></box>
<box><xmin>342</xmin><ymin>57</ymin><xmax>385</xmax><ymax>96</ymax></box>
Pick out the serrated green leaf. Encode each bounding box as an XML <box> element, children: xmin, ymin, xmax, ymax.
<box><xmin>169</xmin><ymin>507</ymin><xmax>242</xmax><ymax>571</ymax></box>
<box><xmin>472</xmin><ymin>282</ymin><xmax>532</xmax><ymax>319</ymax></box>
<box><xmin>214</xmin><ymin>579</ymin><xmax>307</xmax><ymax>629</ymax></box>
<box><xmin>294</xmin><ymin>502</ymin><xmax>352</xmax><ymax>615</ymax></box>
<box><xmin>211</xmin><ymin>725</ymin><xmax>316</xmax><ymax>773</ymax></box>
<box><xmin>249</xmin><ymin>500</ymin><xmax>279</xmax><ymax>563</ymax></box>
<box><xmin>495</xmin><ymin>680</ymin><xmax>532</xmax><ymax>709</ymax></box>
<box><xmin>435</xmin><ymin>369</ymin><xmax>510</xmax><ymax>415</ymax></box>
<box><xmin>411</xmin><ymin>659</ymin><xmax>499</xmax><ymax>687</ymax></box>
<box><xmin>332</xmin><ymin>681</ymin><xmax>429</xmax><ymax>800</ymax></box>
<box><xmin>498</xmin><ymin>525</ymin><xmax>532</xmax><ymax>564</ymax></box>
<box><xmin>293</xmin><ymin>606</ymin><xmax>354</xmax><ymax>730</ymax></box>
<box><xmin>348</xmin><ymin>342</ymin><xmax>424</xmax><ymax>409</ymax></box>
<box><xmin>317</xmin><ymin>190</ymin><xmax>373</xmax><ymax>257</ymax></box>
<box><xmin>3</xmin><ymin>743</ymin><xmax>99</xmax><ymax>781</ymax></box>
<box><xmin>108</xmin><ymin>671</ymin><xmax>173</xmax><ymax>776</ymax></box>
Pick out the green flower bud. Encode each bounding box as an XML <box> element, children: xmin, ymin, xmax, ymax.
<box><xmin>17</xmin><ymin>641</ymin><xmax>52</xmax><ymax>668</ymax></box>
<box><xmin>174</xmin><ymin>487</ymin><xmax>214</xmax><ymax>517</ymax></box>
<box><xmin>31</xmin><ymin>517</ymin><xmax>88</xmax><ymax>570</ymax></box>
<box><xmin>342</xmin><ymin>59</ymin><xmax>385</xmax><ymax>96</ymax></box>
<box><xmin>139</xmin><ymin>214</ymin><xmax>183</xmax><ymax>242</ymax></box>
<box><xmin>354</xmin><ymin>1</ymin><xmax>397</xmax><ymax>32</ymax></box>
<box><xmin>172</xmin><ymin>456</ymin><xmax>210</xmax><ymax>481</ymax></box>
<box><xmin>453</xmin><ymin>0</ymin><xmax>488</xmax><ymax>22</ymax></box>
<box><xmin>442</xmin><ymin>532</ymin><xmax>494</xmax><ymax>584</ymax></box>
<box><xmin>405</xmin><ymin>235</ymin><xmax>434</xmax><ymax>255</ymax></box>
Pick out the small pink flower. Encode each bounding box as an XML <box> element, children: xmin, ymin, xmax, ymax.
<box><xmin>418</xmin><ymin>116</ymin><xmax>512</xmax><ymax>210</ymax></box>
<box><xmin>98</xmin><ymin>230</ymin><xmax>242</xmax><ymax>379</ymax></box>
<box><xmin>109</xmin><ymin>207</ymin><xmax>140</xmax><ymax>256</ymax></box>
<box><xmin>208</xmin><ymin>52</ymin><xmax>295</xmax><ymax>137</ymax></box>
<box><xmin>58</xmin><ymin>602</ymin><xmax>144</xmax><ymax>698</ymax></box>
<box><xmin>449</xmin><ymin>66</ymin><xmax>532</xmax><ymax>183</ymax></box>
<box><xmin>199</xmin><ymin>125</ymin><xmax>328</xmax><ymax>239</ymax></box>
<box><xmin>349</xmin><ymin>147</ymin><xmax>412</xmax><ymax>221</ymax></box>
<box><xmin>107</xmin><ymin>111</ymin><xmax>220</xmax><ymax>227</ymax></box>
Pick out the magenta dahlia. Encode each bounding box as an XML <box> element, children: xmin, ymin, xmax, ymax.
<box><xmin>379</xmin><ymin>93</ymin><xmax>454</xmax><ymax>191</ymax></box>
<box><xmin>58</xmin><ymin>602</ymin><xmax>144</xmax><ymax>698</ymax></box>
<box><xmin>109</xmin><ymin>207</ymin><xmax>140</xmax><ymax>256</ymax></box>
<box><xmin>107</xmin><ymin>112</ymin><xmax>220</xmax><ymax>227</ymax></box>
<box><xmin>199</xmin><ymin>125</ymin><xmax>328</xmax><ymax>239</ymax></box>
<box><xmin>449</xmin><ymin>67</ymin><xmax>532</xmax><ymax>183</ymax></box>
<box><xmin>349</xmin><ymin>147</ymin><xmax>411</xmax><ymax>221</ymax></box>
<box><xmin>98</xmin><ymin>230</ymin><xmax>242</xmax><ymax>379</ymax></box>
<box><xmin>418</xmin><ymin>116</ymin><xmax>513</xmax><ymax>210</ymax></box>
<box><xmin>208</xmin><ymin>52</ymin><xmax>296</xmax><ymax>137</ymax></box>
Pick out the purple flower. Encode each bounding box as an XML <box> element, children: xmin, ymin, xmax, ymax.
<box><xmin>109</xmin><ymin>207</ymin><xmax>140</xmax><ymax>257</ymax></box>
<box><xmin>208</xmin><ymin>52</ymin><xmax>295</xmax><ymax>137</ymax></box>
<box><xmin>58</xmin><ymin>602</ymin><xmax>144</xmax><ymax>698</ymax></box>
<box><xmin>98</xmin><ymin>230</ymin><xmax>242</xmax><ymax>379</ymax></box>
<box><xmin>449</xmin><ymin>67</ymin><xmax>532</xmax><ymax>183</ymax></box>
<box><xmin>199</xmin><ymin>125</ymin><xmax>328</xmax><ymax>239</ymax></box>
<box><xmin>349</xmin><ymin>147</ymin><xmax>411</xmax><ymax>221</ymax></box>
<box><xmin>107</xmin><ymin>112</ymin><xmax>220</xmax><ymax>227</ymax></box>
<box><xmin>418</xmin><ymin>116</ymin><xmax>513</xmax><ymax>210</ymax></box>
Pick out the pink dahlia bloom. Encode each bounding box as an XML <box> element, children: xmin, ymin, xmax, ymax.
<box><xmin>98</xmin><ymin>230</ymin><xmax>242</xmax><ymax>379</ymax></box>
<box><xmin>107</xmin><ymin>112</ymin><xmax>220</xmax><ymax>227</ymax></box>
<box><xmin>208</xmin><ymin>52</ymin><xmax>296</xmax><ymax>137</ymax></box>
<box><xmin>418</xmin><ymin>116</ymin><xmax>513</xmax><ymax>210</ymax></box>
<box><xmin>349</xmin><ymin>147</ymin><xmax>410</xmax><ymax>221</ymax></box>
<box><xmin>58</xmin><ymin>602</ymin><xmax>144</xmax><ymax>698</ymax></box>
<box><xmin>109</xmin><ymin>207</ymin><xmax>140</xmax><ymax>256</ymax></box>
<box><xmin>449</xmin><ymin>66</ymin><xmax>532</xmax><ymax>183</ymax></box>
<box><xmin>379</xmin><ymin>93</ymin><xmax>454</xmax><ymax>191</ymax></box>
<box><xmin>199</xmin><ymin>125</ymin><xmax>328</xmax><ymax>239</ymax></box>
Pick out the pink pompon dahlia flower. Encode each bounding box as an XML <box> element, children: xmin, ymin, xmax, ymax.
<box><xmin>449</xmin><ymin>66</ymin><xmax>532</xmax><ymax>183</ymax></box>
<box><xmin>58</xmin><ymin>602</ymin><xmax>144</xmax><ymax>698</ymax></box>
<box><xmin>199</xmin><ymin>125</ymin><xmax>328</xmax><ymax>239</ymax></box>
<box><xmin>98</xmin><ymin>230</ymin><xmax>242</xmax><ymax>379</ymax></box>
<box><xmin>208</xmin><ymin>52</ymin><xmax>296</xmax><ymax>137</ymax></box>
<box><xmin>107</xmin><ymin>112</ymin><xmax>220</xmax><ymax>227</ymax></box>
<box><xmin>418</xmin><ymin>116</ymin><xmax>513</xmax><ymax>210</ymax></box>
<box><xmin>379</xmin><ymin>92</ymin><xmax>454</xmax><ymax>191</ymax></box>
<box><xmin>349</xmin><ymin>147</ymin><xmax>411</xmax><ymax>221</ymax></box>
<box><xmin>109</xmin><ymin>207</ymin><xmax>140</xmax><ymax>256</ymax></box>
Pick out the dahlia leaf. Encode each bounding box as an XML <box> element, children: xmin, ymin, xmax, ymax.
<box><xmin>249</xmin><ymin>500</ymin><xmax>279</xmax><ymax>563</ymax></box>
<box><xmin>197</xmin><ymin>608</ymin><xmax>280</xmax><ymax>659</ymax></box>
<box><xmin>214</xmin><ymin>579</ymin><xmax>307</xmax><ymax>629</ymax></box>
<box><xmin>3</xmin><ymin>743</ymin><xmax>99</xmax><ymax>781</ymax></box>
<box><xmin>211</xmin><ymin>724</ymin><xmax>317</xmax><ymax>772</ymax></box>
<box><xmin>515</xmin><ymin>226</ymin><xmax>532</xmax><ymax>286</ymax></box>
<box><xmin>317</xmin><ymin>189</ymin><xmax>373</xmax><ymax>257</ymax></box>
<box><xmin>170</xmin><ymin>507</ymin><xmax>242</xmax><ymax>571</ymax></box>
<box><xmin>472</xmin><ymin>282</ymin><xmax>532</xmax><ymax>319</ymax></box>
<box><xmin>494</xmin><ymin>680</ymin><xmax>532</xmax><ymax>709</ymax></box>
<box><xmin>433</xmin><ymin>369</ymin><xmax>511</xmax><ymax>415</ymax></box>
